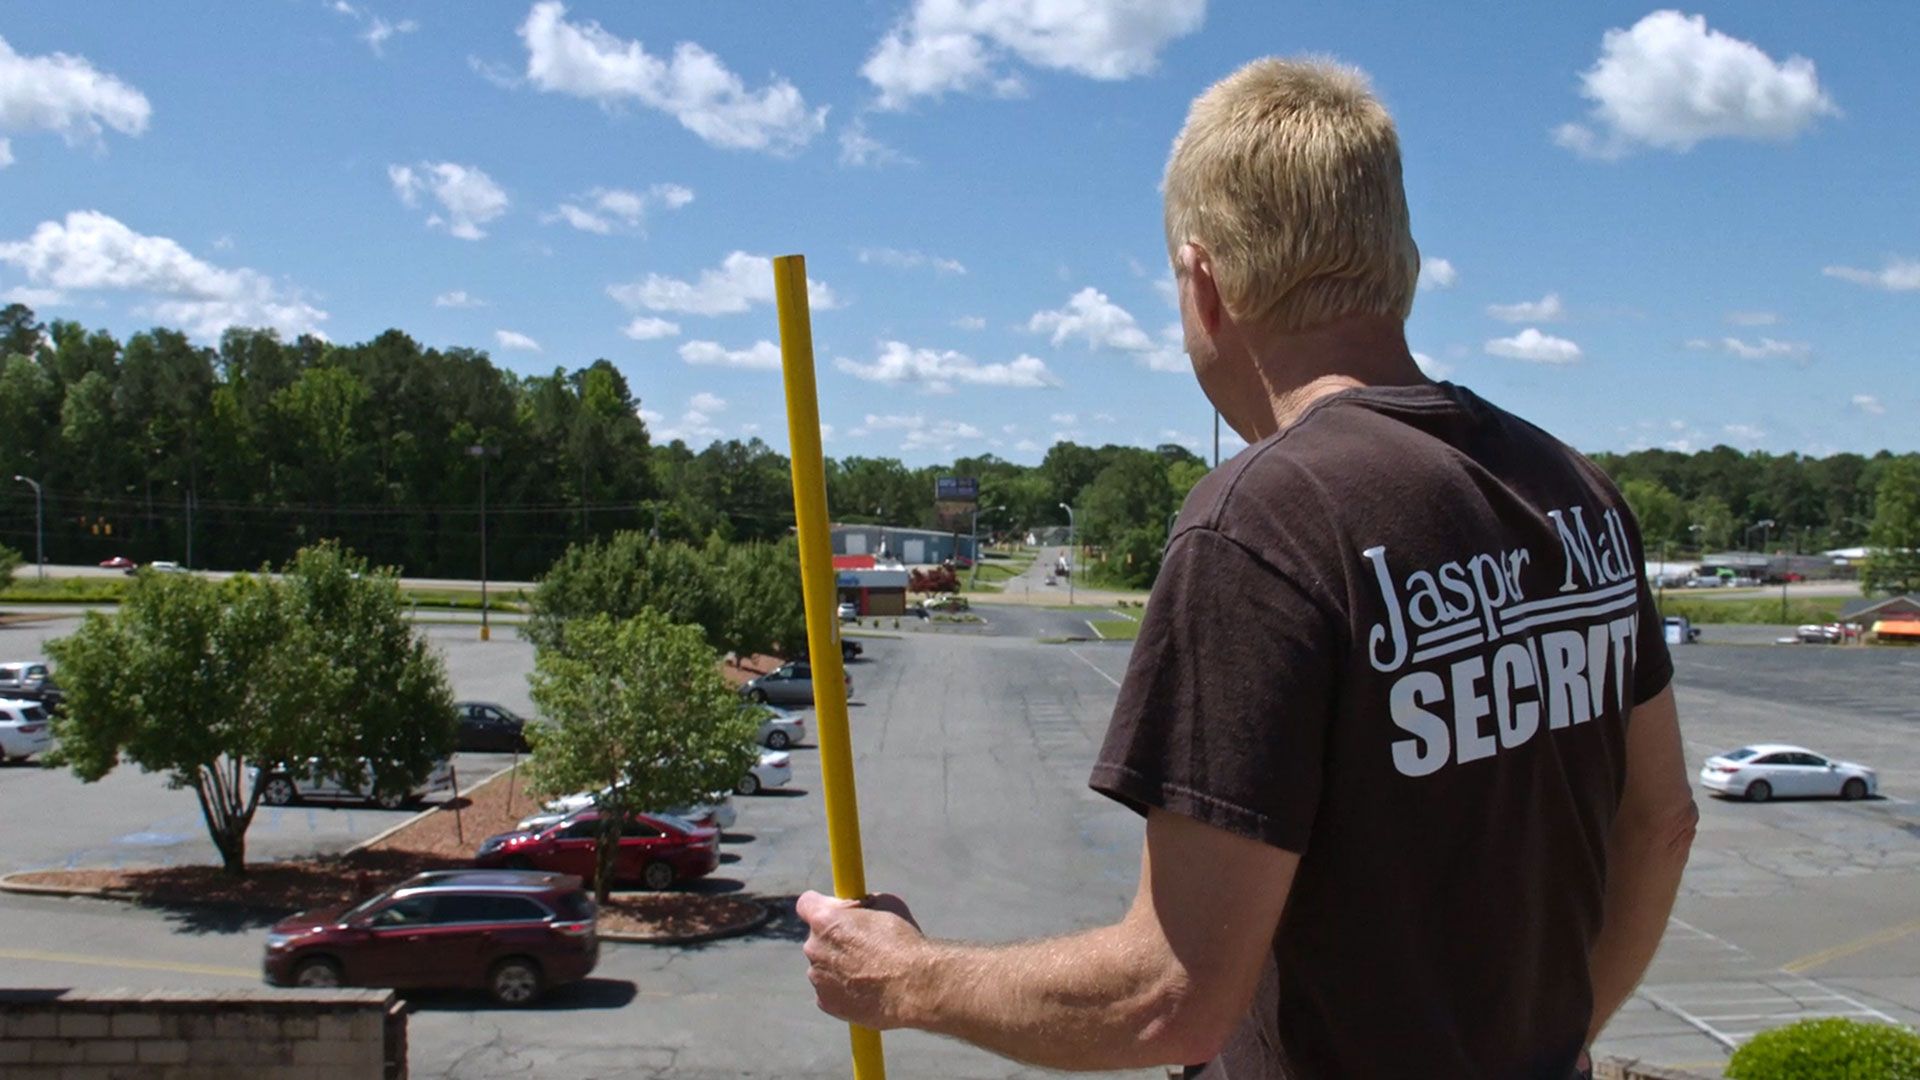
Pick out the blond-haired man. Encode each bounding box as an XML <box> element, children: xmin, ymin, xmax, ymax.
<box><xmin>800</xmin><ymin>58</ymin><xmax>1697</xmax><ymax>1078</ymax></box>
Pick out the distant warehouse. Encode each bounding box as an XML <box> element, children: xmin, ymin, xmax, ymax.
<box><xmin>830</xmin><ymin>524</ymin><xmax>977</xmax><ymax>566</ymax></box>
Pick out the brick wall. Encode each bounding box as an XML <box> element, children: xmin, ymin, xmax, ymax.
<box><xmin>0</xmin><ymin>988</ymin><xmax>405</xmax><ymax>1079</ymax></box>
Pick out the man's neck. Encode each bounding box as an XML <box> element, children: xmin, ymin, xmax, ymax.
<box><xmin>1240</xmin><ymin>315</ymin><xmax>1425</xmax><ymax>439</ymax></box>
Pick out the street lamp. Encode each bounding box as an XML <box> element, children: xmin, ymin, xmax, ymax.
<box><xmin>1058</xmin><ymin>502</ymin><xmax>1076</xmax><ymax>604</ymax></box>
<box><xmin>1744</xmin><ymin>518</ymin><xmax>1774</xmax><ymax>552</ymax></box>
<box><xmin>466</xmin><ymin>445</ymin><xmax>502</xmax><ymax>642</ymax></box>
<box><xmin>12</xmin><ymin>475</ymin><xmax>42</xmax><ymax>580</ymax></box>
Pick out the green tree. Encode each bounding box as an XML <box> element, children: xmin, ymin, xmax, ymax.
<box><xmin>1862</xmin><ymin>457</ymin><xmax>1920</xmax><ymax>597</ymax></box>
<box><xmin>0</xmin><ymin>543</ymin><xmax>20</xmax><ymax>583</ymax></box>
<box><xmin>527</xmin><ymin>532</ymin><xmax>726</xmax><ymax>655</ymax></box>
<box><xmin>1687</xmin><ymin>494</ymin><xmax>1736</xmax><ymax>551</ymax></box>
<box><xmin>1079</xmin><ymin>451</ymin><xmax>1175</xmax><ymax>546</ymax></box>
<box><xmin>718</xmin><ymin>538</ymin><xmax>807</xmax><ymax>661</ymax></box>
<box><xmin>45</xmin><ymin>544</ymin><xmax>454</xmax><ymax>875</ymax></box>
<box><xmin>1621</xmin><ymin>478</ymin><xmax>1685</xmax><ymax>547</ymax></box>
<box><xmin>524</xmin><ymin>611</ymin><xmax>759</xmax><ymax>901</ymax></box>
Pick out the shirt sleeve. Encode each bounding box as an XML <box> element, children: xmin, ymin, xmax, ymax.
<box><xmin>1089</xmin><ymin>527</ymin><xmax>1339</xmax><ymax>855</ymax></box>
<box><xmin>1631</xmin><ymin>571</ymin><xmax>1674</xmax><ymax>706</ymax></box>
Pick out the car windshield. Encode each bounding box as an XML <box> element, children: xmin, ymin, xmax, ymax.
<box><xmin>1723</xmin><ymin>748</ymin><xmax>1758</xmax><ymax>761</ymax></box>
<box><xmin>651</xmin><ymin>813</ymin><xmax>698</xmax><ymax>834</ymax></box>
<box><xmin>342</xmin><ymin>890</ymin><xmax>398</xmax><ymax>921</ymax></box>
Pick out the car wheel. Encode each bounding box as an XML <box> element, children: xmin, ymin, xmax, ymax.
<box><xmin>766</xmin><ymin>730</ymin><xmax>790</xmax><ymax>750</ymax></box>
<box><xmin>1745</xmin><ymin>780</ymin><xmax>1772</xmax><ymax>803</ymax></box>
<box><xmin>261</xmin><ymin>775</ymin><xmax>297</xmax><ymax>806</ymax></box>
<box><xmin>293</xmin><ymin>957</ymin><xmax>343</xmax><ymax>988</ymax></box>
<box><xmin>748</xmin><ymin>688</ymin><xmax>768</xmax><ymax>704</ymax></box>
<box><xmin>642</xmin><ymin>861</ymin><xmax>675</xmax><ymax>891</ymax></box>
<box><xmin>1842</xmin><ymin>778</ymin><xmax>1868</xmax><ymax>801</ymax></box>
<box><xmin>372</xmin><ymin>790</ymin><xmax>408</xmax><ymax>810</ymax></box>
<box><xmin>488</xmin><ymin>957</ymin><xmax>543</xmax><ymax>1006</ymax></box>
<box><xmin>736</xmin><ymin>773</ymin><xmax>761</xmax><ymax>796</ymax></box>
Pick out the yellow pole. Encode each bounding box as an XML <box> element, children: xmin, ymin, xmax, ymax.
<box><xmin>773</xmin><ymin>254</ymin><xmax>887</xmax><ymax>1080</ymax></box>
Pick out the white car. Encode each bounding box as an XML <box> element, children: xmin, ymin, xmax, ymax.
<box><xmin>1700</xmin><ymin>744</ymin><xmax>1878</xmax><ymax>803</ymax></box>
<box><xmin>0</xmin><ymin>698</ymin><xmax>55</xmax><ymax>762</ymax></box>
<box><xmin>524</xmin><ymin>786</ymin><xmax>737</xmax><ymax>833</ymax></box>
<box><xmin>837</xmin><ymin>602</ymin><xmax>858</xmax><ymax>621</ymax></box>
<box><xmin>746</xmin><ymin>703</ymin><xmax>806</xmax><ymax>750</ymax></box>
<box><xmin>256</xmin><ymin>757</ymin><xmax>454</xmax><ymax>809</ymax></box>
<box><xmin>736</xmin><ymin>750</ymin><xmax>792</xmax><ymax>796</ymax></box>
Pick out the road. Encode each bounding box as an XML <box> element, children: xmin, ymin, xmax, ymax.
<box><xmin>2</xmin><ymin>611</ymin><xmax>1916</xmax><ymax>1076</ymax></box>
<box><xmin>17</xmin><ymin>563</ymin><xmax>535</xmax><ymax>592</ymax></box>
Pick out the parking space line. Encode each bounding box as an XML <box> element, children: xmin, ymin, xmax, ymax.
<box><xmin>1637</xmin><ymin>988</ymin><xmax>1740</xmax><ymax>1050</ymax></box>
<box><xmin>1782</xmin><ymin>916</ymin><xmax>1920</xmax><ymax>975</ymax></box>
<box><xmin>0</xmin><ymin>946</ymin><xmax>258</xmax><ymax>980</ymax></box>
<box><xmin>1066</xmin><ymin>646</ymin><xmax>1122</xmax><ymax>689</ymax></box>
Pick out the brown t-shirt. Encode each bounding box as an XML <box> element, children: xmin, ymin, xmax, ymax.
<box><xmin>1091</xmin><ymin>383</ymin><xmax>1673</xmax><ymax>1079</ymax></box>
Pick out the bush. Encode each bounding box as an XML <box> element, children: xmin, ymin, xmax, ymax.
<box><xmin>1725</xmin><ymin>1017</ymin><xmax>1920</xmax><ymax>1079</ymax></box>
<box><xmin>0</xmin><ymin>543</ymin><xmax>20</xmax><ymax>583</ymax></box>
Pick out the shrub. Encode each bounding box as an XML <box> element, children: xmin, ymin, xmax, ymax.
<box><xmin>1724</xmin><ymin>1017</ymin><xmax>1920</xmax><ymax>1079</ymax></box>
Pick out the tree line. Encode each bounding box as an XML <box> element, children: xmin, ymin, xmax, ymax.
<box><xmin>2</xmin><ymin>304</ymin><xmax>1913</xmax><ymax>592</ymax></box>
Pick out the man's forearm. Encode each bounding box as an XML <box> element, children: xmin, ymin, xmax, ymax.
<box><xmin>898</xmin><ymin>921</ymin><xmax>1209</xmax><ymax>1071</ymax></box>
<box><xmin>1586</xmin><ymin>802</ymin><xmax>1698</xmax><ymax>1045</ymax></box>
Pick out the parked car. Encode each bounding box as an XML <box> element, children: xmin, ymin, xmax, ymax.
<box><xmin>476</xmin><ymin>810</ymin><xmax>719</xmax><ymax>891</ymax></box>
<box><xmin>256</xmin><ymin>757</ymin><xmax>455</xmax><ymax>809</ymax></box>
<box><xmin>262</xmin><ymin>869</ymin><xmax>597</xmax><ymax>1004</ymax></box>
<box><xmin>744</xmin><ymin>703</ymin><xmax>806</xmax><ymax>750</ymax></box>
<box><xmin>98</xmin><ymin>555</ymin><xmax>134</xmax><ymax>570</ymax></box>
<box><xmin>1795</xmin><ymin>623</ymin><xmax>1845</xmax><ymax>644</ymax></box>
<box><xmin>740</xmin><ymin>661</ymin><xmax>850</xmax><ymax>706</ymax></box>
<box><xmin>736</xmin><ymin>750</ymin><xmax>792</xmax><ymax>796</ymax></box>
<box><xmin>0</xmin><ymin>698</ymin><xmax>55</xmax><ymax>762</ymax></box>
<box><xmin>143</xmin><ymin>560</ymin><xmax>187</xmax><ymax>575</ymax></box>
<box><xmin>796</xmin><ymin>637</ymin><xmax>862</xmax><ymax>663</ymax></box>
<box><xmin>1684</xmin><ymin>575</ymin><xmax>1724</xmax><ymax>588</ymax></box>
<box><xmin>0</xmin><ymin>661</ymin><xmax>60</xmax><ymax>708</ymax></box>
<box><xmin>1700</xmin><ymin>744</ymin><xmax>1878</xmax><ymax>802</ymax></box>
<box><xmin>520</xmin><ymin>787</ymin><xmax>737</xmax><ymax>834</ymax></box>
<box><xmin>837</xmin><ymin>601</ymin><xmax>858</xmax><ymax>621</ymax></box>
<box><xmin>923</xmin><ymin>594</ymin><xmax>970</xmax><ymax>612</ymax></box>
<box><xmin>455</xmin><ymin>701</ymin><xmax>531</xmax><ymax>753</ymax></box>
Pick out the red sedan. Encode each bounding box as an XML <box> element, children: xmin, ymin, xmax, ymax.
<box><xmin>99</xmin><ymin>556</ymin><xmax>134</xmax><ymax>569</ymax></box>
<box><xmin>474</xmin><ymin>810</ymin><xmax>719</xmax><ymax>890</ymax></box>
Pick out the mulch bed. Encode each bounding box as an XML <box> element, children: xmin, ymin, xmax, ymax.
<box><xmin>6</xmin><ymin>765</ymin><xmax>767</xmax><ymax>942</ymax></box>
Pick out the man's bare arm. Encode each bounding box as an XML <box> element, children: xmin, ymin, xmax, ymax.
<box><xmin>800</xmin><ymin>808</ymin><xmax>1298</xmax><ymax>1071</ymax></box>
<box><xmin>1587</xmin><ymin>685</ymin><xmax>1698</xmax><ymax>1046</ymax></box>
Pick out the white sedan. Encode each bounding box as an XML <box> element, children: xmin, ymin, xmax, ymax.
<box><xmin>521</xmin><ymin>785</ymin><xmax>737</xmax><ymax>832</ymax></box>
<box><xmin>736</xmin><ymin>750</ymin><xmax>792</xmax><ymax>796</ymax></box>
<box><xmin>746</xmin><ymin>704</ymin><xmax>806</xmax><ymax>750</ymax></box>
<box><xmin>0</xmin><ymin>698</ymin><xmax>55</xmax><ymax>762</ymax></box>
<box><xmin>1700</xmin><ymin>744</ymin><xmax>1878</xmax><ymax>803</ymax></box>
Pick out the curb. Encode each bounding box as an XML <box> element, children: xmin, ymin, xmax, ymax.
<box><xmin>600</xmin><ymin>898</ymin><xmax>775</xmax><ymax>945</ymax></box>
<box><xmin>0</xmin><ymin>873</ymin><xmax>143</xmax><ymax>903</ymax></box>
<box><xmin>343</xmin><ymin>763</ymin><xmax>519</xmax><ymax>855</ymax></box>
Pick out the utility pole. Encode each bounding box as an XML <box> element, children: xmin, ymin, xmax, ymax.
<box><xmin>466</xmin><ymin>445</ymin><xmax>501</xmax><ymax>641</ymax></box>
<box><xmin>12</xmin><ymin>475</ymin><xmax>43</xmax><ymax>579</ymax></box>
<box><xmin>1058</xmin><ymin>502</ymin><xmax>1076</xmax><ymax>605</ymax></box>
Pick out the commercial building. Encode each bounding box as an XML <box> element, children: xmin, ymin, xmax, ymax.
<box><xmin>832</xmin><ymin>554</ymin><xmax>909</xmax><ymax>616</ymax></box>
<box><xmin>830</xmin><ymin>524</ymin><xmax>977</xmax><ymax>566</ymax></box>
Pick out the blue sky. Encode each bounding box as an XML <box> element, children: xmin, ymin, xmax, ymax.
<box><xmin>2</xmin><ymin>2</ymin><xmax>1915</xmax><ymax>464</ymax></box>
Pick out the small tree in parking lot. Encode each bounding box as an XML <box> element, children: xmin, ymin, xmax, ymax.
<box><xmin>46</xmin><ymin>542</ymin><xmax>455</xmax><ymax>876</ymax></box>
<box><xmin>524</xmin><ymin>611</ymin><xmax>759</xmax><ymax>902</ymax></box>
<box><xmin>0</xmin><ymin>543</ymin><xmax>20</xmax><ymax>584</ymax></box>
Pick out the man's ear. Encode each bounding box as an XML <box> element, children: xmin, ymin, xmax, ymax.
<box><xmin>1179</xmin><ymin>243</ymin><xmax>1224</xmax><ymax>335</ymax></box>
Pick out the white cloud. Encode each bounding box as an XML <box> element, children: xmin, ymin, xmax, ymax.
<box><xmin>849</xmin><ymin>412</ymin><xmax>985</xmax><ymax>452</ymax></box>
<box><xmin>434</xmin><ymin>289</ymin><xmax>485</xmax><ymax>308</ymax></box>
<box><xmin>546</xmin><ymin>183</ymin><xmax>693</xmax><ymax>235</ymax></box>
<box><xmin>952</xmin><ymin>315</ymin><xmax>986</xmax><ymax>331</ymax></box>
<box><xmin>858</xmin><ymin>247</ymin><xmax>965</xmax><ymax>275</ymax></box>
<box><xmin>389</xmin><ymin>161</ymin><xmax>509</xmax><ymax>240</ymax></box>
<box><xmin>834</xmin><ymin>341</ymin><xmax>1059</xmax><ymax>393</ymax></box>
<box><xmin>1412</xmin><ymin>351</ymin><xmax>1452</xmax><ymax>379</ymax></box>
<box><xmin>862</xmin><ymin>0</ymin><xmax>1207</xmax><ymax>110</ymax></box>
<box><xmin>1555</xmin><ymin>11</ymin><xmax>1837</xmax><ymax>159</ymax></box>
<box><xmin>495</xmin><ymin>329</ymin><xmax>542</xmax><ymax>352</ymax></box>
<box><xmin>0</xmin><ymin>34</ymin><xmax>151</xmax><ymax>168</ymax></box>
<box><xmin>1417</xmin><ymin>257</ymin><xmax>1457</xmax><ymax>291</ymax></box>
<box><xmin>0</xmin><ymin>210</ymin><xmax>326</xmax><ymax>340</ymax></box>
<box><xmin>1486</xmin><ymin>292</ymin><xmax>1564</xmax><ymax>322</ymax></box>
<box><xmin>3</xmin><ymin>285</ymin><xmax>64</xmax><ymax>307</ymax></box>
<box><xmin>621</xmin><ymin>316</ymin><xmax>680</xmax><ymax>340</ymax></box>
<box><xmin>1027</xmin><ymin>287</ymin><xmax>1185</xmax><ymax>370</ymax></box>
<box><xmin>1822</xmin><ymin>258</ymin><xmax>1920</xmax><ymax>292</ymax></box>
<box><xmin>1014</xmin><ymin>438</ymin><xmax>1041</xmax><ymax>453</ymax></box>
<box><xmin>839</xmin><ymin>118</ymin><xmax>915</xmax><ymax>167</ymax></box>
<box><xmin>678</xmin><ymin>339</ymin><xmax>783</xmax><ymax>371</ymax></box>
<box><xmin>518</xmin><ymin>1</ymin><xmax>826</xmax><ymax>154</ymax></box>
<box><xmin>1684</xmin><ymin>336</ymin><xmax>1809</xmax><ymax>360</ymax></box>
<box><xmin>362</xmin><ymin>16</ymin><xmax>418</xmax><ymax>56</ymax></box>
<box><xmin>1092</xmin><ymin>411</ymin><xmax>1116</xmax><ymax>423</ymax></box>
<box><xmin>1485</xmin><ymin>327</ymin><xmax>1581</xmax><ymax>364</ymax></box>
<box><xmin>1850</xmin><ymin>394</ymin><xmax>1885</xmax><ymax>416</ymax></box>
<box><xmin>651</xmin><ymin>407</ymin><xmax>725</xmax><ymax>445</ymax></box>
<box><xmin>1050</xmin><ymin>412</ymin><xmax>1078</xmax><ymax>424</ymax></box>
<box><xmin>469</xmin><ymin>54</ymin><xmax>522</xmax><ymax>89</ymax></box>
<box><xmin>1722</xmin><ymin>423</ymin><xmax>1766</xmax><ymax>444</ymax></box>
<box><xmin>1725</xmin><ymin>310</ymin><xmax>1778</xmax><ymax>326</ymax></box>
<box><xmin>689</xmin><ymin>391</ymin><xmax>727</xmax><ymax>414</ymax></box>
<box><xmin>608</xmin><ymin>251</ymin><xmax>837</xmax><ymax>316</ymax></box>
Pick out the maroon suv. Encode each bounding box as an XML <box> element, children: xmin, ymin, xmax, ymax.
<box><xmin>263</xmin><ymin>870</ymin><xmax>597</xmax><ymax>1005</ymax></box>
<box><xmin>473</xmin><ymin>810</ymin><xmax>720</xmax><ymax>890</ymax></box>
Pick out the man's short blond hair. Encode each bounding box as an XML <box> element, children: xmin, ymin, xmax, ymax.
<box><xmin>1164</xmin><ymin>58</ymin><xmax>1419</xmax><ymax>332</ymax></box>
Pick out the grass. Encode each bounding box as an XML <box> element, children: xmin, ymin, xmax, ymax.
<box><xmin>0</xmin><ymin>576</ymin><xmax>528</xmax><ymax>613</ymax></box>
<box><xmin>1086</xmin><ymin>619</ymin><xmax>1142</xmax><ymax>641</ymax></box>
<box><xmin>1656</xmin><ymin>595</ymin><xmax>1846</xmax><ymax>625</ymax></box>
<box><xmin>962</xmin><ymin>553</ymin><xmax>1038</xmax><ymax>593</ymax></box>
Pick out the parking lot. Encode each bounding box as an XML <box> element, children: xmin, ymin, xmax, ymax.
<box><xmin>0</xmin><ymin>606</ymin><xmax>1915</xmax><ymax>1076</ymax></box>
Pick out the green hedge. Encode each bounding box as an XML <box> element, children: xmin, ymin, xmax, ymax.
<box><xmin>1654</xmin><ymin>595</ymin><xmax>1845</xmax><ymax>625</ymax></box>
<box><xmin>1725</xmin><ymin>1017</ymin><xmax>1920</xmax><ymax>1079</ymax></box>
